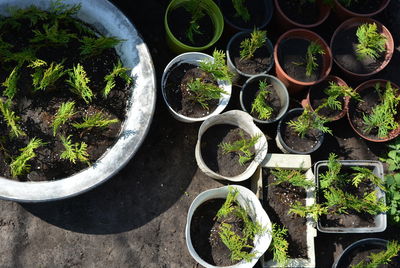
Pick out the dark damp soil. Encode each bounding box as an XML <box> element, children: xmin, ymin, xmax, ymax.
<box><xmin>309</xmin><ymin>80</ymin><xmax>344</xmax><ymax>119</ymax></box>
<box><xmin>167</xmin><ymin>6</ymin><xmax>213</xmax><ymax>47</ymax></box>
<box><xmin>200</xmin><ymin>125</ymin><xmax>253</xmax><ymax>177</ymax></box>
<box><xmin>190</xmin><ymin>198</ymin><xmax>254</xmax><ymax>266</ymax></box>
<box><xmin>164</xmin><ymin>62</ymin><xmax>219</xmax><ymax>118</ymax></box>
<box><xmin>228</xmin><ymin>33</ymin><xmax>273</xmax><ymax>75</ymax></box>
<box><xmin>218</xmin><ymin>0</ymin><xmax>267</xmax><ymax>29</ymax></box>
<box><xmin>332</xmin><ymin>25</ymin><xmax>386</xmax><ymax>74</ymax></box>
<box><xmin>241</xmin><ymin>77</ymin><xmax>281</xmax><ymax>121</ymax></box>
<box><xmin>338</xmin><ymin>0</ymin><xmax>384</xmax><ymax>14</ymax></box>
<box><xmin>262</xmin><ymin>170</ymin><xmax>308</xmax><ymax>260</ymax></box>
<box><xmin>278</xmin><ymin>38</ymin><xmax>324</xmax><ymax>82</ymax></box>
<box><xmin>0</xmin><ymin>13</ymin><xmax>130</xmax><ymax>182</ymax></box>
<box><xmin>278</xmin><ymin>0</ymin><xmax>319</xmax><ymax>25</ymax></box>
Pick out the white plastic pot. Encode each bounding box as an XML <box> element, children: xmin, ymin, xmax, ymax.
<box><xmin>195</xmin><ymin>110</ymin><xmax>268</xmax><ymax>181</ymax></box>
<box><xmin>161</xmin><ymin>52</ymin><xmax>232</xmax><ymax>123</ymax></box>
<box><xmin>186</xmin><ymin>185</ymin><xmax>272</xmax><ymax>268</ymax></box>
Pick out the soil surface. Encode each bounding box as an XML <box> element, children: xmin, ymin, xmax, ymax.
<box><xmin>339</xmin><ymin>0</ymin><xmax>384</xmax><ymax>14</ymax></box>
<box><xmin>278</xmin><ymin>38</ymin><xmax>324</xmax><ymax>82</ymax></box>
<box><xmin>218</xmin><ymin>0</ymin><xmax>267</xmax><ymax>29</ymax></box>
<box><xmin>309</xmin><ymin>80</ymin><xmax>345</xmax><ymax>119</ymax></box>
<box><xmin>278</xmin><ymin>0</ymin><xmax>319</xmax><ymax>25</ymax></box>
<box><xmin>200</xmin><ymin>125</ymin><xmax>253</xmax><ymax>177</ymax></box>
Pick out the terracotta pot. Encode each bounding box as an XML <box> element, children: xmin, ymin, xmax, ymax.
<box><xmin>330</xmin><ymin>18</ymin><xmax>394</xmax><ymax>80</ymax></box>
<box><xmin>333</xmin><ymin>0</ymin><xmax>390</xmax><ymax>21</ymax></box>
<box><xmin>347</xmin><ymin>79</ymin><xmax>400</xmax><ymax>142</ymax></box>
<box><xmin>274</xmin><ymin>0</ymin><xmax>331</xmax><ymax>30</ymax></box>
<box><xmin>301</xmin><ymin>75</ymin><xmax>349</xmax><ymax>121</ymax></box>
<box><xmin>274</xmin><ymin>29</ymin><xmax>332</xmax><ymax>94</ymax></box>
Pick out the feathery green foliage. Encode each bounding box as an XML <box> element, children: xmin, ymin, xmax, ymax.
<box><xmin>269</xmin><ymin>224</ymin><xmax>289</xmax><ymax>266</ymax></box>
<box><xmin>103</xmin><ymin>60</ymin><xmax>132</xmax><ymax>97</ymax></box>
<box><xmin>351</xmin><ymin>240</ymin><xmax>400</xmax><ymax>268</ymax></box>
<box><xmin>199</xmin><ymin>50</ymin><xmax>233</xmax><ymax>82</ymax></box>
<box><xmin>0</xmin><ymin>99</ymin><xmax>25</xmax><ymax>138</ymax></box>
<box><xmin>363</xmin><ymin>82</ymin><xmax>400</xmax><ymax>138</ymax></box>
<box><xmin>182</xmin><ymin>0</ymin><xmax>205</xmax><ymax>44</ymax></box>
<box><xmin>30</xmin><ymin>21</ymin><xmax>77</xmax><ymax>46</ymax></box>
<box><xmin>2</xmin><ymin>66</ymin><xmax>19</xmax><ymax>100</ymax></box>
<box><xmin>232</xmin><ymin>0</ymin><xmax>250</xmax><ymax>22</ymax></box>
<box><xmin>10</xmin><ymin>138</ymin><xmax>45</xmax><ymax>178</ymax></box>
<box><xmin>29</xmin><ymin>60</ymin><xmax>67</xmax><ymax>91</ymax></box>
<box><xmin>2</xmin><ymin>48</ymin><xmax>36</xmax><ymax>66</ymax></box>
<box><xmin>356</xmin><ymin>23</ymin><xmax>387</xmax><ymax>60</ymax></box>
<box><xmin>67</xmin><ymin>64</ymin><xmax>94</xmax><ymax>104</ymax></box>
<box><xmin>186</xmin><ymin>78</ymin><xmax>227</xmax><ymax>109</ymax></box>
<box><xmin>287</xmin><ymin>106</ymin><xmax>332</xmax><ymax>138</ymax></box>
<box><xmin>60</xmin><ymin>135</ymin><xmax>89</xmax><ymax>164</ymax></box>
<box><xmin>351</xmin><ymin>166</ymin><xmax>385</xmax><ymax>191</ymax></box>
<box><xmin>289</xmin><ymin>202</ymin><xmax>328</xmax><ymax>221</ymax></box>
<box><xmin>240</xmin><ymin>29</ymin><xmax>266</xmax><ymax>60</ymax></box>
<box><xmin>306</xmin><ymin>41</ymin><xmax>325</xmax><ymax>77</ymax></box>
<box><xmin>80</xmin><ymin>36</ymin><xmax>122</xmax><ymax>57</ymax></box>
<box><xmin>319</xmin><ymin>153</ymin><xmax>342</xmax><ymax>189</ymax></box>
<box><xmin>72</xmin><ymin>112</ymin><xmax>118</xmax><ymax>129</ymax></box>
<box><xmin>216</xmin><ymin>188</ymin><xmax>239</xmax><ymax>220</ymax></box>
<box><xmin>270</xmin><ymin>168</ymin><xmax>314</xmax><ymax>188</ymax></box>
<box><xmin>49</xmin><ymin>0</ymin><xmax>81</xmax><ymax>19</ymax></box>
<box><xmin>52</xmin><ymin>101</ymin><xmax>76</xmax><ymax>136</ymax></box>
<box><xmin>321</xmin><ymin>82</ymin><xmax>360</xmax><ymax>111</ymax></box>
<box><xmin>4</xmin><ymin>5</ymin><xmax>48</xmax><ymax>29</ymax></box>
<box><xmin>219</xmin><ymin>131</ymin><xmax>261</xmax><ymax>165</ymax></box>
<box><xmin>251</xmin><ymin>80</ymin><xmax>273</xmax><ymax>120</ymax></box>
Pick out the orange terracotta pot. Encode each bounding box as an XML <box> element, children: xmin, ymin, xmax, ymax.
<box><xmin>333</xmin><ymin>0</ymin><xmax>390</xmax><ymax>21</ymax></box>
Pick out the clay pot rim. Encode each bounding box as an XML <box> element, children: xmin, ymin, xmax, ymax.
<box><xmin>330</xmin><ymin>17</ymin><xmax>394</xmax><ymax>78</ymax></box>
<box><xmin>347</xmin><ymin>79</ymin><xmax>400</xmax><ymax>142</ymax></box>
<box><xmin>274</xmin><ymin>28</ymin><xmax>333</xmax><ymax>87</ymax></box>
<box><xmin>274</xmin><ymin>0</ymin><xmax>331</xmax><ymax>28</ymax></box>
<box><xmin>334</xmin><ymin>0</ymin><xmax>390</xmax><ymax>17</ymax></box>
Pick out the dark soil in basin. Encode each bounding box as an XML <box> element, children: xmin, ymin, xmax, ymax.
<box><xmin>200</xmin><ymin>125</ymin><xmax>253</xmax><ymax>177</ymax></box>
<box><xmin>309</xmin><ymin>80</ymin><xmax>344</xmax><ymax>119</ymax></box>
<box><xmin>278</xmin><ymin>38</ymin><xmax>324</xmax><ymax>82</ymax></box>
<box><xmin>219</xmin><ymin>0</ymin><xmax>267</xmax><ymax>29</ymax></box>
<box><xmin>278</xmin><ymin>0</ymin><xmax>319</xmax><ymax>25</ymax></box>
<box><xmin>338</xmin><ymin>0</ymin><xmax>384</xmax><ymax>14</ymax></box>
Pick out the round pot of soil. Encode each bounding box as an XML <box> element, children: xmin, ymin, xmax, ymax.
<box><xmin>240</xmin><ymin>74</ymin><xmax>289</xmax><ymax>124</ymax></box>
<box><xmin>226</xmin><ymin>30</ymin><xmax>274</xmax><ymax>79</ymax></box>
<box><xmin>333</xmin><ymin>0</ymin><xmax>391</xmax><ymax>21</ymax></box>
<box><xmin>186</xmin><ymin>185</ymin><xmax>272</xmax><ymax>268</ymax></box>
<box><xmin>0</xmin><ymin>0</ymin><xmax>156</xmax><ymax>202</ymax></box>
<box><xmin>276</xmin><ymin>108</ymin><xmax>326</xmax><ymax>154</ymax></box>
<box><xmin>347</xmin><ymin>79</ymin><xmax>400</xmax><ymax>142</ymax></box>
<box><xmin>161</xmin><ymin>52</ymin><xmax>232</xmax><ymax>123</ymax></box>
<box><xmin>274</xmin><ymin>0</ymin><xmax>331</xmax><ymax>30</ymax></box>
<box><xmin>217</xmin><ymin>0</ymin><xmax>273</xmax><ymax>32</ymax></box>
<box><xmin>164</xmin><ymin>0</ymin><xmax>224</xmax><ymax>54</ymax></box>
<box><xmin>330</xmin><ymin>17</ymin><xmax>394</xmax><ymax>79</ymax></box>
<box><xmin>333</xmin><ymin>238</ymin><xmax>400</xmax><ymax>268</ymax></box>
<box><xmin>301</xmin><ymin>75</ymin><xmax>351</xmax><ymax>121</ymax></box>
<box><xmin>274</xmin><ymin>29</ymin><xmax>332</xmax><ymax>94</ymax></box>
<box><xmin>195</xmin><ymin>110</ymin><xmax>268</xmax><ymax>181</ymax></box>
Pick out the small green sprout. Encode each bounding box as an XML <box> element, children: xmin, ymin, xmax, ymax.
<box><xmin>219</xmin><ymin>131</ymin><xmax>261</xmax><ymax>165</ymax></box>
<box><xmin>52</xmin><ymin>101</ymin><xmax>76</xmax><ymax>136</ymax></box>
<box><xmin>240</xmin><ymin>29</ymin><xmax>267</xmax><ymax>60</ymax></box>
<box><xmin>30</xmin><ymin>21</ymin><xmax>77</xmax><ymax>46</ymax></box>
<box><xmin>321</xmin><ymin>82</ymin><xmax>360</xmax><ymax>111</ymax></box>
<box><xmin>288</xmin><ymin>202</ymin><xmax>328</xmax><ymax>222</ymax></box>
<box><xmin>183</xmin><ymin>1</ymin><xmax>205</xmax><ymax>44</ymax></box>
<box><xmin>3</xmin><ymin>5</ymin><xmax>48</xmax><ymax>29</ymax></box>
<box><xmin>60</xmin><ymin>135</ymin><xmax>89</xmax><ymax>165</ymax></box>
<box><xmin>351</xmin><ymin>240</ymin><xmax>400</xmax><ymax>268</ymax></box>
<box><xmin>356</xmin><ymin>23</ymin><xmax>387</xmax><ymax>60</ymax></box>
<box><xmin>10</xmin><ymin>138</ymin><xmax>45</xmax><ymax>178</ymax></box>
<box><xmin>269</xmin><ymin>224</ymin><xmax>289</xmax><ymax>266</ymax></box>
<box><xmin>103</xmin><ymin>60</ymin><xmax>132</xmax><ymax>97</ymax></box>
<box><xmin>67</xmin><ymin>64</ymin><xmax>94</xmax><ymax>104</ymax></box>
<box><xmin>319</xmin><ymin>153</ymin><xmax>342</xmax><ymax>189</ymax></box>
<box><xmin>232</xmin><ymin>0</ymin><xmax>250</xmax><ymax>22</ymax></box>
<box><xmin>0</xmin><ymin>99</ymin><xmax>25</xmax><ymax>138</ymax></box>
<box><xmin>306</xmin><ymin>41</ymin><xmax>325</xmax><ymax>77</ymax></box>
<box><xmin>72</xmin><ymin>112</ymin><xmax>118</xmax><ymax>129</ymax></box>
<box><xmin>287</xmin><ymin>106</ymin><xmax>332</xmax><ymax>138</ymax></box>
<box><xmin>29</xmin><ymin>60</ymin><xmax>67</xmax><ymax>91</ymax></box>
<box><xmin>199</xmin><ymin>50</ymin><xmax>234</xmax><ymax>82</ymax></box>
<box><xmin>2</xmin><ymin>66</ymin><xmax>19</xmax><ymax>100</ymax></box>
<box><xmin>270</xmin><ymin>168</ymin><xmax>314</xmax><ymax>188</ymax></box>
<box><xmin>80</xmin><ymin>36</ymin><xmax>123</xmax><ymax>57</ymax></box>
<box><xmin>186</xmin><ymin>78</ymin><xmax>227</xmax><ymax>110</ymax></box>
<box><xmin>250</xmin><ymin>79</ymin><xmax>273</xmax><ymax>120</ymax></box>
<box><xmin>351</xmin><ymin>166</ymin><xmax>385</xmax><ymax>191</ymax></box>
<box><xmin>49</xmin><ymin>0</ymin><xmax>81</xmax><ymax>18</ymax></box>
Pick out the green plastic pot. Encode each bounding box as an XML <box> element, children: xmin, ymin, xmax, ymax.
<box><xmin>164</xmin><ymin>0</ymin><xmax>224</xmax><ymax>54</ymax></box>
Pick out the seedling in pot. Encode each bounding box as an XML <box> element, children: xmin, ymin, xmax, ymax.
<box><xmin>240</xmin><ymin>29</ymin><xmax>266</xmax><ymax>61</ymax></box>
<box><xmin>52</xmin><ymin>101</ymin><xmax>76</xmax><ymax>136</ymax></box>
<box><xmin>270</xmin><ymin>168</ymin><xmax>314</xmax><ymax>188</ymax></box>
<box><xmin>30</xmin><ymin>21</ymin><xmax>77</xmax><ymax>47</ymax></box>
<box><xmin>103</xmin><ymin>60</ymin><xmax>133</xmax><ymax>98</ymax></box>
<box><xmin>219</xmin><ymin>131</ymin><xmax>261</xmax><ymax>165</ymax></box>
<box><xmin>320</xmin><ymin>82</ymin><xmax>360</xmax><ymax>111</ymax></box>
<box><xmin>362</xmin><ymin>82</ymin><xmax>400</xmax><ymax>138</ymax></box>
<box><xmin>2</xmin><ymin>66</ymin><xmax>19</xmax><ymax>100</ymax></box>
<box><xmin>250</xmin><ymin>79</ymin><xmax>273</xmax><ymax>120</ymax></box>
<box><xmin>72</xmin><ymin>111</ymin><xmax>119</xmax><ymax>129</ymax></box>
<box><xmin>292</xmin><ymin>41</ymin><xmax>325</xmax><ymax>77</ymax></box>
<box><xmin>351</xmin><ymin>240</ymin><xmax>400</xmax><ymax>268</ymax></box>
<box><xmin>60</xmin><ymin>135</ymin><xmax>89</xmax><ymax>165</ymax></box>
<box><xmin>232</xmin><ymin>0</ymin><xmax>250</xmax><ymax>22</ymax></box>
<box><xmin>182</xmin><ymin>0</ymin><xmax>205</xmax><ymax>44</ymax></box>
<box><xmin>0</xmin><ymin>98</ymin><xmax>25</xmax><ymax>138</ymax></box>
<box><xmin>28</xmin><ymin>59</ymin><xmax>67</xmax><ymax>91</ymax></box>
<box><xmin>67</xmin><ymin>63</ymin><xmax>94</xmax><ymax>104</ymax></box>
<box><xmin>199</xmin><ymin>49</ymin><xmax>234</xmax><ymax>82</ymax></box>
<box><xmin>268</xmin><ymin>223</ymin><xmax>289</xmax><ymax>266</ymax></box>
<box><xmin>10</xmin><ymin>138</ymin><xmax>46</xmax><ymax>178</ymax></box>
<box><xmin>186</xmin><ymin>78</ymin><xmax>227</xmax><ymax>109</ymax></box>
<box><xmin>356</xmin><ymin>23</ymin><xmax>387</xmax><ymax>60</ymax></box>
<box><xmin>80</xmin><ymin>36</ymin><xmax>122</xmax><ymax>57</ymax></box>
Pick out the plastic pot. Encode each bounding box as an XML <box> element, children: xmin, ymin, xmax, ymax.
<box><xmin>195</xmin><ymin>110</ymin><xmax>268</xmax><ymax>181</ymax></box>
<box><xmin>301</xmin><ymin>75</ymin><xmax>349</xmax><ymax>121</ymax></box>
<box><xmin>274</xmin><ymin>0</ymin><xmax>331</xmax><ymax>30</ymax></box>
<box><xmin>240</xmin><ymin>74</ymin><xmax>289</xmax><ymax>124</ymax></box>
<box><xmin>330</xmin><ymin>18</ymin><xmax>394</xmax><ymax>80</ymax></box>
<box><xmin>315</xmin><ymin>160</ymin><xmax>386</xmax><ymax>233</ymax></box>
<box><xmin>0</xmin><ymin>0</ymin><xmax>156</xmax><ymax>202</ymax></box>
<box><xmin>332</xmin><ymin>238</ymin><xmax>389</xmax><ymax>268</ymax></box>
<box><xmin>276</xmin><ymin>108</ymin><xmax>324</xmax><ymax>154</ymax></box>
<box><xmin>226</xmin><ymin>31</ymin><xmax>274</xmax><ymax>80</ymax></box>
<box><xmin>333</xmin><ymin>0</ymin><xmax>390</xmax><ymax>21</ymax></box>
<box><xmin>164</xmin><ymin>0</ymin><xmax>224</xmax><ymax>54</ymax></box>
<box><xmin>347</xmin><ymin>79</ymin><xmax>400</xmax><ymax>142</ymax></box>
<box><xmin>274</xmin><ymin>29</ymin><xmax>332</xmax><ymax>94</ymax></box>
<box><xmin>186</xmin><ymin>185</ymin><xmax>272</xmax><ymax>268</ymax></box>
<box><xmin>161</xmin><ymin>52</ymin><xmax>232</xmax><ymax>123</ymax></box>
<box><xmin>217</xmin><ymin>0</ymin><xmax>273</xmax><ymax>32</ymax></box>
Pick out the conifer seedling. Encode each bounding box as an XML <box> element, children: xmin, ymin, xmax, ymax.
<box><xmin>219</xmin><ymin>131</ymin><xmax>261</xmax><ymax>165</ymax></box>
<box><xmin>182</xmin><ymin>0</ymin><xmax>205</xmax><ymax>44</ymax></box>
<box><xmin>199</xmin><ymin>50</ymin><xmax>234</xmax><ymax>82</ymax></box>
<box><xmin>103</xmin><ymin>60</ymin><xmax>132</xmax><ymax>98</ymax></box>
<box><xmin>269</xmin><ymin>224</ymin><xmax>289</xmax><ymax>266</ymax></box>
<box><xmin>305</xmin><ymin>41</ymin><xmax>325</xmax><ymax>77</ymax></box>
<box><xmin>30</xmin><ymin>21</ymin><xmax>77</xmax><ymax>46</ymax></box>
<box><xmin>351</xmin><ymin>240</ymin><xmax>400</xmax><ymax>268</ymax></box>
<box><xmin>0</xmin><ymin>99</ymin><xmax>25</xmax><ymax>138</ymax></box>
<box><xmin>60</xmin><ymin>135</ymin><xmax>89</xmax><ymax>165</ymax></box>
<box><xmin>240</xmin><ymin>29</ymin><xmax>267</xmax><ymax>60</ymax></box>
<box><xmin>10</xmin><ymin>138</ymin><xmax>45</xmax><ymax>178</ymax></box>
<box><xmin>321</xmin><ymin>82</ymin><xmax>360</xmax><ymax>111</ymax></box>
<box><xmin>67</xmin><ymin>63</ymin><xmax>94</xmax><ymax>104</ymax></box>
<box><xmin>270</xmin><ymin>168</ymin><xmax>314</xmax><ymax>188</ymax></box>
<box><xmin>52</xmin><ymin>101</ymin><xmax>76</xmax><ymax>136</ymax></box>
<box><xmin>287</xmin><ymin>106</ymin><xmax>332</xmax><ymax>138</ymax></box>
<box><xmin>232</xmin><ymin>0</ymin><xmax>250</xmax><ymax>22</ymax></box>
<box><xmin>72</xmin><ymin>111</ymin><xmax>118</xmax><ymax>129</ymax></box>
<box><xmin>186</xmin><ymin>78</ymin><xmax>227</xmax><ymax>110</ymax></box>
<box><xmin>250</xmin><ymin>79</ymin><xmax>273</xmax><ymax>120</ymax></box>
<box><xmin>29</xmin><ymin>59</ymin><xmax>67</xmax><ymax>91</ymax></box>
<box><xmin>80</xmin><ymin>36</ymin><xmax>123</xmax><ymax>57</ymax></box>
<box><xmin>356</xmin><ymin>23</ymin><xmax>386</xmax><ymax>60</ymax></box>
<box><xmin>2</xmin><ymin>66</ymin><xmax>19</xmax><ymax>100</ymax></box>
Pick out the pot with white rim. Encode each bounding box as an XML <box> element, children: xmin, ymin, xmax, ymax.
<box><xmin>195</xmin><ymin>110</ymin><xmax>268</xmax><ymax>181</ymax></box>
<box><xmin>239</xmin><ymin>74</ymin><xmax>289</xmax><ymax>124</ymax></box>
<box><xmin>161</xmin><ymin>52</ymin><xmax>232</xmax><ymax>123</ymax></box>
